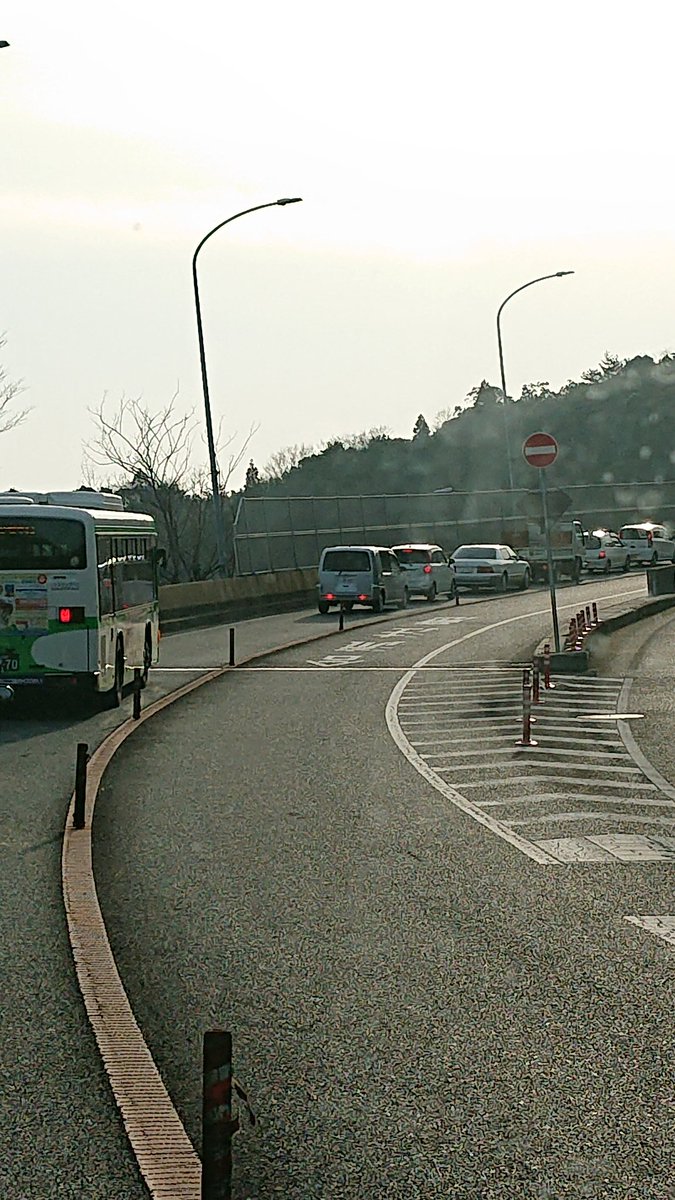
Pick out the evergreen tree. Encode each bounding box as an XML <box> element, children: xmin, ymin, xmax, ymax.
<box><xmin>245</xmin><ymin>460</ymin><xmax>261</xmax><ymax>488</ymax></box>
<box><xmin>412</xmin><ymin>413</ymin><xmax>430</xmax><ymax>440</ymax></box>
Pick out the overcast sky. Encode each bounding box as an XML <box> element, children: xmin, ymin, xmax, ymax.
<box><xmin>2</xmin><ymin>1</ymin><xmax>674</xmax><ymax>492</ymax></box>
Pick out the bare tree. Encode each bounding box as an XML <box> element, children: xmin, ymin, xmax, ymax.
<box><xmin>262</xmin><ymin>442</ymin><xmax>315</xmax><ymax>481</ymax></box>
<box><xmin>0</xmin><ymin>335</ymin><xmax>29</xmax><ymax>434</ymax></box>
<box><xmin>84</xmin><ymin>392</ymin><xmax>257</xmax><ymax>580</ymax></box>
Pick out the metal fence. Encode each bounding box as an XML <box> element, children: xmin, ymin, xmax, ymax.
<box><xmin>233</xmin><ymin>483</ymin><xmax>675</xmax><ymax>575</ymax></box>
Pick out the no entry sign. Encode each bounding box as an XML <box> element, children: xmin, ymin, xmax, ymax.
<box><xmin>523</xmin><ymin>431</ymin><xmax>558</xmax><ymax>468</ymax></box>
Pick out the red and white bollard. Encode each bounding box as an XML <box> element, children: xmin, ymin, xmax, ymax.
<box><xmin>543</xmin><ymin>641</ymin><xmax>554</xmax><ymax>689</ymax></box>
<box><xmin>585</xmin><ymin>604</ymin><xmax>592</xmax><ymax>629</ymax></box>
<box><xmin>532</xmin><ymin>659</ymin><xmax>541</xmax><ymax>704</ymax></box>
<box><xmin>577</xmin><ymin>609</ymin><xmax>586</xmax><ymax>635</ymax></box>
<box><xmin>565</xmin><ymin>617</ymin><xmax>577</xmax><ymax>650</ymax></box>
<box><xmin>592</xmin><ymin>601</ymin><xmax>599</xmax><ymax>626</ymax></box>
<box><xmin>516</xmin><ymin>667</ymin><xmax>538</xmax><ymax>746</ymax></box>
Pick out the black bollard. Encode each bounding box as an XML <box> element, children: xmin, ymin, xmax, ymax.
<box><xmin>132</xmin><ymin>669</ymin><xmax>142</xmax><ymax>720</ymax></box>
<box><xmin>73</xmin><ymin>742</ymin><xmax>88</xmax><ymax>829</ymax></box>
<box><xmin>229</xmin><ymin>627</ymin><xmax>235</xmax><ymax>667</ymax></box>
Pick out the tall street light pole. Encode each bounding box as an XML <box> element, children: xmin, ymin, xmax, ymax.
<box><xmin>193</xmin><ymin>197</ymin><xmax>302</xmax><ymax>577</ymax></box>
<box><xmin>496</xmin><ymin>270</ymin><xmax>574</xmax><ymax>493</ymax></box>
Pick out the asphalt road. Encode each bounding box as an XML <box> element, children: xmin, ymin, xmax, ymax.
<box><xmin>0</xmin><ymin>590</ymin><xmax>487</xmax><ymax>1199</ymax></box>
<box><xmin>91</xmin><ymin>573</ymin><xmax>674</xmax><ymax>1200</ymax></box>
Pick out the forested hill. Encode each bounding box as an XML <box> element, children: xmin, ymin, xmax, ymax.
<box><xmin>247</xmin><ymin>353</ymin><xmax>675</xmax><ymax>498</ymax></box>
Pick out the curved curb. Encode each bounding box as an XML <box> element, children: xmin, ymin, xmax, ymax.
<box><xmin>61</xmin><ymin>671</ymin><xmax>224</xmax><ymax>1198</ymax></box>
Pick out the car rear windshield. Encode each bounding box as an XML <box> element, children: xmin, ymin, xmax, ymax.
<box><xmin>322</xmin><ymin>549</ymin><xmax>371</xmax><ymax>572</ymax></box>
<box><xmin>454</xmin><ymin>546</ymin><xmax>497</xmax><ymax>559</ymax></box>
<box><xmin>0</xmin><ymin>517</ymin><xmax>87</xmax><ymax>570</ymax></box>
<box><xmin>394</xmin><ymin>548</ymin><xmax>431</xmax><ymax>564</ymax></box>
<box><xmin>620</xmin><ymin>527</ymin><xmax>647</xmax><ymax>540</ymax></box>
<box><xmin>586</xmin><ymin>535</ymin><xmax>602</xmax><ymax>549</ymax></box>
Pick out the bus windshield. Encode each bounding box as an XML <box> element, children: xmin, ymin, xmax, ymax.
<box><xmin>0</xmin><ymin>517</ymin><xmax>87</xmax><ymax>570</ymax></box>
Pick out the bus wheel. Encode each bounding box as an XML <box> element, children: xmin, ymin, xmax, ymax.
<box><xmin>141</xmin><ymin>630</ymin><xmax>152</xmax><ymax>687</ymax></box>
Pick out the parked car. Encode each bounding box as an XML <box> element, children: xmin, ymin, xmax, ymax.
<box><xmin>618</xmin><ymin>522</ymin><xmax>675</xmax><ymax>565</ymax></box>
<box><xmin>584</xmin><ymin>529</ymin><xmax>630</xmax><ymax>573</ymax></box>
<box><xmin>451</xmin><ymin>544</ymin><xmax>530</xmax><ymax>591</ymax></box>
<box><xmin>317</xmin><ymin>545</ymin><xmax>408</xmax><ymax>614</ymax></box>
<box><xmin>392</xmin><ymin>543</ymin><xmax>457</xmax><ymax>601</ymax></box>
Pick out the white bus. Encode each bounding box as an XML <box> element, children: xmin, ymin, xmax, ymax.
<box><xmin>0</xmin><ymin>490</ymin><xmax>161</xmax><ymax>705</ymax></box>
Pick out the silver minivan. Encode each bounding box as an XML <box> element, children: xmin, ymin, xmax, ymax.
<box><xmin>317</xmin><ymin>545</ymin><xmax>408</xmax><ymax>614</ymax></box>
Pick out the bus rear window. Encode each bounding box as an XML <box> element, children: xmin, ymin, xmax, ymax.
<box><xmin>0</xmin><ymin>518</ymin><xmax>87</xmax><ymax>570</ymax></box>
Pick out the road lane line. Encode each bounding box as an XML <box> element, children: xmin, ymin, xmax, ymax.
<box><xmin>625</xmin><ymin>915</ymin><xmax>675</xmax><ymax>947</ymax></box>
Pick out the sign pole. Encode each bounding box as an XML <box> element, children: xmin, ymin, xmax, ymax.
<box><xmin>539</xmin><ymin>465</ymin><xmax>561</xmax><ymax>652</ymax></box>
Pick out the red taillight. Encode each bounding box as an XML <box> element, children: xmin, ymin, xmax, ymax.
<box><xmin>598</xmin><ymin>551</ymin><xmax>606</xmax><ymax>558</ymax></box>
<box><xmin>325</xmin><ymin>593</ymin><xmax>335</xmax><ymax>601</ymax></box>
<box><xmin>358</xmin><ymin>593</ymin><xmax>368</xmax><ymax>601</ymax></box>
<box><xmin>59</xmin><ymin>606</ymin><xmax>84</xmax><ymax>623</ymax></box>
<box><xmin>402</xmin><ymin>548</ymin><xmax>413</xmax><ymax>554</ymax></box>
<box><xmin>423</xmin><ymin>564</ymin><xmax>432</xmax><ymax>574</ymax></box>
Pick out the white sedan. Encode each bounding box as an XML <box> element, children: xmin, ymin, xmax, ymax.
<box><xmin>451</xmin><ymin>544</ymin><xmax>530</xmax><ymax>591</ymax></box>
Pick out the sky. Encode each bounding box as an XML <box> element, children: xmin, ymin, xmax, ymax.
<box><xmin>2</xmin><ymin>0</ymin><xmax>675</xmax><ymax>493</ymax></box>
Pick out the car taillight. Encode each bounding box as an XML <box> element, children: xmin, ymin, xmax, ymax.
<box><xmin>598</xmin><ymin>551</ymin><xmax>606</xmax><ymax>558</ymax></box>
<box><xmin>358</xmin><ymin>593</ymin><xmax>368</xmax><ymax>601</ymax></box>
<box><xmin>59</xmin><ymin>606</ymin><xmax>85</xmax><ymax>624</ymax></box>
<box><xmin>325</xmin><ymin>593</ymin><xmax>335</xmax><ymax>600</ymax></box>
<box><xmin>423</xmin><ymin>564</ymin><xmax>432</xmax><ymax>574</ymax></box>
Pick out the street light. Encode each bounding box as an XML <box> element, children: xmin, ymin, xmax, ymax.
<box><xmin>192</xmin><ymin>197</ymin><xmax>302</xmax><ymax>577</ymax></box>
<box><xmin>496</xmin><ymin>271</ymin><xmax>574</xmax><ymax>492</ymax></box>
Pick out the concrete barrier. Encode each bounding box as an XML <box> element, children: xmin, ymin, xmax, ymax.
<box><xmin>159</xmin><ymin>569</ymin><xmax>318</xmax><ymax>632</ymax></box>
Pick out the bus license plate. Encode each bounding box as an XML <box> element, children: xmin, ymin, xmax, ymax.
<box><xmin>0</xmin><ymin>657</ymin><xmax>20</xmax><ymax>673</ymax></box>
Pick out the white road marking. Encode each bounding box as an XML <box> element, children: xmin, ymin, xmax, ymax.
<box><xmin>625</xmin><ymin>915</ymin><xmax>675</xmax><ymax>946</ymax></box>
<box><xmin>458</xmin><ymin>776</ymin><xmax>657</xmax><ymax>790</ymax></box>
<box><xmin>617</xmin><ymin>678</ymin><xmax>675</xmax><ymax>802</ymax></box>
<box><xmin>477</xmin><ymin>792</ymin><xmax>675</xmax><ymax>809</ymax></box>
<box><xmin>584</xmin><ymin>713</ymin><xmax>645</xmax><ymax>721</ymax></box>
<box><xmin>151</xmin><ymin>666</ymin><xmax>221</xmax><ymax>672</ymax></box>
<box><xmin>509</xmin><ymin>811</ymin><xmax>675</xmax><ymax>828</ymax></box>
<box><xmin>422</xmin><ymin>746</ymin><xmax>633</xmax><ymax>762</ymax></box>
<box><xmin>535</xmin><ymin>836</ymin><xmax>675</xmax><ymax>863</ymax></box>
<box><xmin>433</xmin><ymin>761</ymin><xmax>641</xmax><ymax>775</ymax></box>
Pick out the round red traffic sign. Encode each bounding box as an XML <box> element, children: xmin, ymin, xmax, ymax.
<box><xmin>523</xmin><ymin>431</ymin><xmax>558</xmax><ymax>468</ymax></box>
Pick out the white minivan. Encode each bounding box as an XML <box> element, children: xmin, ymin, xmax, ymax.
<box><xmin>317</xmin><ymin>545</ymin><xmax>408</xmax><ymax>614</ymax></box>
<box><xmin>618</xmin><ymin>522</ymin><xmax>675</xmax><ymax>565</ymax></box>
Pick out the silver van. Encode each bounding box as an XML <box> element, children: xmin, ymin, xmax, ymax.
<box><xmin>317</xmin><ymin>545</ymin><xmax>408</xmax><ymax>614</ymax></box>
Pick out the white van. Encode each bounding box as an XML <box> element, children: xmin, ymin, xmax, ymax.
<box><xmin>618</xmin><ymin>522</ymin><xmax>675</xmax><ymax>566</ymax></box>
<box><xmin>317</xmin><ymin>545</ymin><xmax>408</xmax><ymax>614</ymax></box>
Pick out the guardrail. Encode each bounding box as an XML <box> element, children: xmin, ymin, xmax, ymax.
<box><xmin>159</xmin><ymin>568</ymin><xmax>318</xmax><ymax>633</ymax></box>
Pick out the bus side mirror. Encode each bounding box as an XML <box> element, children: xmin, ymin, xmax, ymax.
<box><xmin>154</xmin><ymin>547</ymin><xmax>167</xmax><ymax>569</ymax></box>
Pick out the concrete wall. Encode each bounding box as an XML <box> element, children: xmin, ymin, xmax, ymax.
<box><xmin>159</xmin><ymin>569</ymin><xmax>318</xmax><ymax>632</ymax></box>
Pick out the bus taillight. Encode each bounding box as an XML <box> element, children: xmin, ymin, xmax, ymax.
<box><xmin>59</xmin><ymin>606</ymin><xmax>85</xmax><ymax>624</ymax></box>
